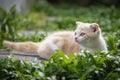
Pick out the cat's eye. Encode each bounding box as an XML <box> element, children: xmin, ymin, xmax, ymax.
<box><xmin>80</xmin><ymin>32</ymin><xmax>86</xmax><ymax>36</ymax></box>
<box><xmin>74</xmin><ymin>32</ymin><xmax>76</xmax><ymax>35</ymax></box>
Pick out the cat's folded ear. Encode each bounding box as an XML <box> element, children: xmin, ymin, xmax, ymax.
<box><xmin>90</xmin><ymin>23</ymin><xmax>99</xmax><ymax>32</ymax></box>
<box><xmin>76</xmin><ymin>21</ymin><xmax>83</xmax><ymax>25</ymax></box>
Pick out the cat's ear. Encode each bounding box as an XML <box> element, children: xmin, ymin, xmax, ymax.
<box><xmin>90</xmin><ymin>23</ymin><xmax>99</xmax><ymax>32</ymax></box>
<box><xmin>76</xmin><ymin>21</ymin><xmax>83</xmax><ymax>26</ymax></box>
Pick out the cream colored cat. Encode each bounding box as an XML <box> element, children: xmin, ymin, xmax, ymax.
<box><xmin>75</xmin><ymin>22</ymin><xmax>108</xmax><ymax>53</ymax></box>
<box><xmin>3</xmin><ymin>22</ymin><xmax>108</xmax><ymax>59</ymax></box>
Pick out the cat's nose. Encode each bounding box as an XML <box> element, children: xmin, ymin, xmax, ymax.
<box><xmin>75</xmin><ymin>37</ymin><xmax>78</xmax><ymax>41</ymax></box>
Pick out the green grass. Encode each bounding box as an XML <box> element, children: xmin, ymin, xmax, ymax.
<box><xmin>30</xmin><ymin>2</ymin><xmax>120</xmax><ymax>32</ymax></box>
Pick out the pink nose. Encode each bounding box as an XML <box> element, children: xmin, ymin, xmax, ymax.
<box><xmin>75</xmin><ymin>37</ymin><xmax>78</xmax><ymax>41</ymax></box>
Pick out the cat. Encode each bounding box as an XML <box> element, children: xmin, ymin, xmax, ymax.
<box><xmin>3</xmin><ymin>22</ymin><xmax>108</xmax><ymax>59</ymax></box>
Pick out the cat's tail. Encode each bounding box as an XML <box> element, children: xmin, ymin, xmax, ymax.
<box><xmin>3</xmin><ymin>40</ymin><xmax>39</xmax><ymax>53</ymax></box>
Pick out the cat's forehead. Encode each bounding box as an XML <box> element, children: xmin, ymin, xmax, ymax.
<box><xmin>76</xmin><ymin>23</ymin><xmax>91</xmax><ymax>31</ymax></box>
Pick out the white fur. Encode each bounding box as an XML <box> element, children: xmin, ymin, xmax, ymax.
<box><xmin>82</xmin><ymin>35</ymin><xmax>108</xmax><ymax>53</ymax></box>
<box><xmin>75</xmin><ymin>22</ymin><xmax>108</xmax><ymax>53</ymax></box>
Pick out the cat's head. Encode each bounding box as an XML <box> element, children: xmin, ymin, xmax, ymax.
<box><xmin>74</xmin><ymin>22</ymin><xmax>101</xmax><ymax>44</ymax></box>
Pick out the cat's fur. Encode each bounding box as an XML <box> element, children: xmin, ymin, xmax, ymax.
<box><xmin>3</xmin><ymin>22</ymin><xmax>108</xmax><ymax>59</ymax></box>
<box><xmin>75</xmin><ymin>22</ymin><xmax>108</xmax><ymax>53</ymax></box>
<box><xmin>3</xmin><ymin>31</ymin><xmax>80</xmax><ymax>59</ymax></box>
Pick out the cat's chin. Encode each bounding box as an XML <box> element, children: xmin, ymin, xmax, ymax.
<box><xmin>75</xmin><ymin>40</ymin><xmax>84</xmax><ymax>44</ymax></box>
<box><xmin>75</xmin><ymin>41</ymin><xmax>82</xmax><ymax>44</ymax></box>
<box><xmin>75</xmin><ymin>40</ymin><xmax>80</xmax><ymax>43</ymax></box>
<box><xmin>75</xmin><ymin>39</ymin><xmax>82</xmax><ymax>43</ymax></box>
<box><xmin>75</xmin><ymin>40</ymin><xmax>79</xmax><ymax>43</ymax></box>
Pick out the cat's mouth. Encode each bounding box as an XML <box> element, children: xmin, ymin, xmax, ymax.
<box><xmin>75</xmin><ymin>37</ymin><xmax>78</xmax><ymax>42</ymax></box>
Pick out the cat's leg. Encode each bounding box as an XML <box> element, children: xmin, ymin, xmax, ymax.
<box><xmin>3</xmin><ymin>40</ymin><xmax>39</xmax><ymax>53</ymax></box>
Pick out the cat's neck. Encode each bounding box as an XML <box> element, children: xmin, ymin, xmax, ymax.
<box><xmin>81</xmin><ymin>34</ymin><xmax>108</xmax><ymax>53</ymax></box>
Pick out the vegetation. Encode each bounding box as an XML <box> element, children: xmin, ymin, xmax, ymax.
<box><xmin>0</xmin><ymin>49</ymin><xmax>120</xmax><ymax>79</ymax></box>
<box><xmin>46</xmin><ymin>0</ymin><xmax>119</xmax><ymax>6</ymax></box>
<box><xmin>0</xmin><ymin>1</ymin><xmax>120</xmax><ymax>80</ymax></box>
<box><xmin>0</xmin><ymin>6</ymin><xmax>18</xmax><ymax>49</ymax></box>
